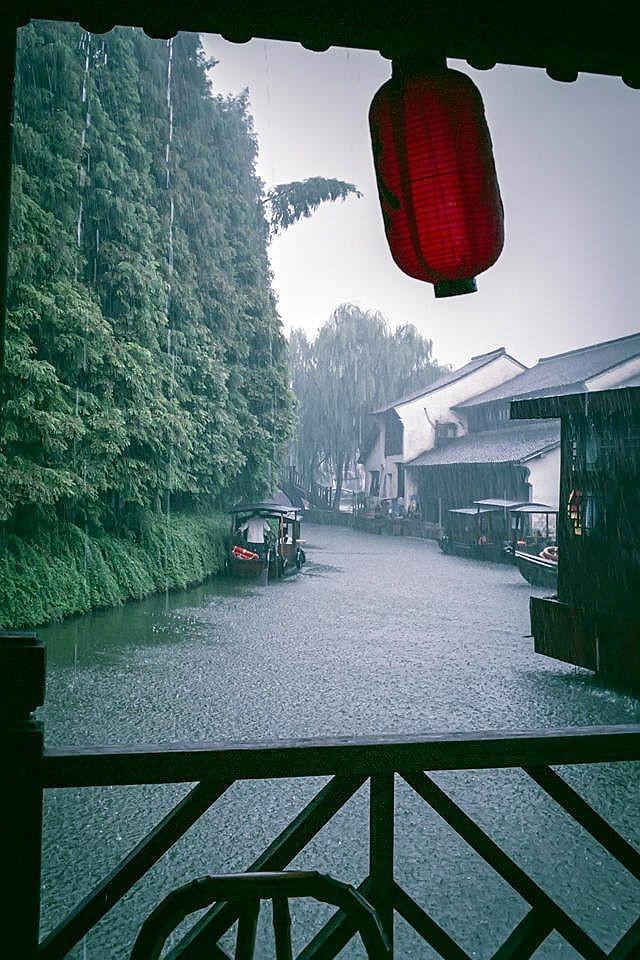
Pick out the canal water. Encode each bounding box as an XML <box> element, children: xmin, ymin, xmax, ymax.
<box><xmin>40</xmin><ymin>523</ymin><xmax>639</xmax><ymax>958</ymax></box>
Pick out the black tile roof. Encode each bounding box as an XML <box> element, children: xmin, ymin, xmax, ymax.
<box><xmin>408</xmin><ymin>419</ymin><xmax>560</xmax><ymax>467</ymax></box>
<box><xmin>372</xmin><ymin>347</ymin><xmax>522</xmax><ymax>414</ymax></box>
<box><xmin>456</xmin><ymin>332</ymin><xmax>640</xmax><ymax>408</ymax></box>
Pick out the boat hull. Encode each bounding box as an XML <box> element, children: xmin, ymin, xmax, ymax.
<box><xmin>440</xmin><ymin>539</ymin><xmax>512</xmax><ymax>564</ymax></box>
<box><xmin>228</xmin><ymin>550</ymin><xmax>305</xmax><ymax>580</ymax></box>
<box><xmin>515</xmin><ymin>550</ymin><xmax>558</xmax><ymax>589</ymax></box>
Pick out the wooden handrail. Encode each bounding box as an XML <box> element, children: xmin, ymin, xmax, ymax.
<box><xmin>41</xmin><ymin>724</ymin><xmax>640</xmax><ymax>787</ymax></box>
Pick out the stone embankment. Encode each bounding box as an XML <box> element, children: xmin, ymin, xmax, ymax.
<box><xmin>304</xmin><ymin>508</ymin><xmax>442</xmax><ymax>541</ymax></box>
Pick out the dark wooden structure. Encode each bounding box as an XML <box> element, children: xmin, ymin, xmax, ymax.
<box><xmin>512</xmin><ymin>387</ymin><xmax>640</xmax><ymax>689</ymax></box>
<box><xmin>3</xmin><ymin>632</ymin><xmax>640</xmax><ymax>959</ymax></box>
<box><xmin>2</xmin><ymin>2</ymin><xmax>640</xmax><ymax>957</ymax></box>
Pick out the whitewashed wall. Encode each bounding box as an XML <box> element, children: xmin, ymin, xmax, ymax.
<box><xmin>586</xmin><ymin>355</ymin><xmax>640</xmax><ymax>391</ymax></box>
<box><xmin>524</xmin><ymin>445</ymin><xmax>561</xmax><ymax>509</ymax></box>
<box><xmin>397</xmin><ymin>353</ymin><xmax>524</xmax><ymax>462</ymax></box>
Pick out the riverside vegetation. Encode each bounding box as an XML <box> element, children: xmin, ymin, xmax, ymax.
<box><xmin>0</xmin><ymin>23</ymin><xmax>358</xmax><ymax>627</ymax></box>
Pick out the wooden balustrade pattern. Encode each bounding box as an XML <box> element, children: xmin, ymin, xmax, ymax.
<box><xmin>3</xmin><ymin>632</ymin><xmax>640</xmax><ymax>960</ymax></box>
<box><xmin>35</xmin><ymin>728</ymin><xmax>640</xmax><ymax>960</ymax></box>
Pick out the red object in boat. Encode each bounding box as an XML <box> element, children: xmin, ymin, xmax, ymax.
<box><xmin>369</xmin><ymin>62</ymin><xmax>504</xmax><ymax>297</ymax></box>
<box><xmin>232</xmin><ymin>545</ymin><xmax>260</xmax><ymax>561</ymax></box>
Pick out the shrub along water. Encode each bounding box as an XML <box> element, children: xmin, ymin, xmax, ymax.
<box><xmin>0</xmin><ymin>513</ymin><xmax>228</xmax><ymax>628</ymax></box>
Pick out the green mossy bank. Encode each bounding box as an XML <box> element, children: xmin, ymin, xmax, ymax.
<box><xmin>0</xmin><ymin>513</ymin><xmax>228</xmax><ymax>629</ymax></box>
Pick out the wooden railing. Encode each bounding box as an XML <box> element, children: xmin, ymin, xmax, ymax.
<box><xmin>3</xmin><ymin>633</ymin><xmax>640</xmax><ymax>960</ymax></box>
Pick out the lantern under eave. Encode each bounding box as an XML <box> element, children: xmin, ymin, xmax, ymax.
<box><xmin>369</xmin><ymin>62</ymin><xmax>504</xmax><ymax>298</ymax></box>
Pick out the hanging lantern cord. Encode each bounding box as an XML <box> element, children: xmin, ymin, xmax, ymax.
<box><xmin>391</xmin><ymin>53</ymin><xmax>448</xmax><ymax>79</ymax></box>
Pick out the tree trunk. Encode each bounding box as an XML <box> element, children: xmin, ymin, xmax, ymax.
<box><xmin>333</xmin><ymin>458</ymin><xmax>344</xmax><ymax>512</ymax></box>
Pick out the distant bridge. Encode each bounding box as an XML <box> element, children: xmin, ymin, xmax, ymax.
<box><xmin>279</xmin><ymin>466</ymin><xmax>335</xmax><ymax>510</ymax></box>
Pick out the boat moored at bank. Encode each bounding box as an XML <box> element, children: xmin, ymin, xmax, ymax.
<box><xmin>227</xmin><ymin>500</ymin><xmax>306</xmax><ymax>581</ymax></box>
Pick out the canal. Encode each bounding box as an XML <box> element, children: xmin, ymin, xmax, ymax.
<box><xmin>40</xmin><ymin>523</ymin><xmax>640</xmax><ymax>958</ymax></box>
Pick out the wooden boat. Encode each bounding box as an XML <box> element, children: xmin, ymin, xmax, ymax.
<box><xmin>514</xmin><ymin>549</ymin><xmax>558</xmax><ymax>589</ymax></box>
<box><xmin>227</xmin><ymin>500</ymin><xmax>306</xmax><ymax>581</ymax></box>
<box><xmin>439</xmin><ymin>503</ymin><xmax>519</xmax><ymax>563</ymax></box>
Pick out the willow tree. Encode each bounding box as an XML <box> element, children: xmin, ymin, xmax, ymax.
<box><xmin>291</xmin><ymin>304</ymin><xmax>443</xmax><ymax>508</ymax></box>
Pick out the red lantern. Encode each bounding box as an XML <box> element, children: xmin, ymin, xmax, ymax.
<box><xmin>369</xmin><ymin>62</ymin><xmax>504</xmax><ymax>297</ymax></box>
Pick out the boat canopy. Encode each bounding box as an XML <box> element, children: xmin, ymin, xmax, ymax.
<box><xmin>509</xmin><ymin>502</ymin><xmax>558</xmax><ymax>515</ymax></box>
<box><xmin>473</xmin><ymin>498</ymin><xmax>528</xmax><ymax>509</ymax></box>
<box><xmin>230</xmin><ymin>500</ymin><xmax>301</xmax><ymax>520</ymax></box>
<box><xmin>449</xmin><ymin>506</ymin><xmax>497</xmax><ymax>516</ymax></box>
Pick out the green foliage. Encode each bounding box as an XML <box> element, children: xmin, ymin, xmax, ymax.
<box><xmin>0</xmin><ymin>513</ymin><xmax>229</xmax><ymax>628</ymax></box>
<box><xmin>2</xmin><ymin>23</ymin><xmax>294</xmax><ymax>533</ymax></box>
<box><xmin>289</xmin><ymin>304</ymin><xmax>446</xmax><ymax>495</ymax></box>
<box><xmin>265</xmin><ymin>177</ymin><xmax>361</xmax><ymax>234</ymax></box>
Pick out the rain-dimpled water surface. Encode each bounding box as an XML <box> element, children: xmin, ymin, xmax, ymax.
<box><xmin>41</xmin><ymin>524</ymin><xmax>640</xmax><ymax>959</ymax></box>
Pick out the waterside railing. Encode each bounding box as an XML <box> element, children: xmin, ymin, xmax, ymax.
<box><xmin>3</xmin><ymin>632</ymin><xmax>640</xmax><ymax>960</ymax></box>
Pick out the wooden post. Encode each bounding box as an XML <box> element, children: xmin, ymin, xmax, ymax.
<box><xmin>0</xmin><ymin>11</ymin><xmax>18</xmax><ymax>366</ymax></box>
<box><xmin>0</xmin><ymin>632</ymin><xmax>46</xmax><ymax>958</ymax></box>
<box><xmin>370</xmin><ymin>774</ymin><xmax>394</xmax><ymax>955</ymax></box>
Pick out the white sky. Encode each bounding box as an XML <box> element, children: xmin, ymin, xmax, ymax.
<box><xmin>201</xmin><ymin>35</ymin><xmax>640</xmax><ymax>369</ymax></box>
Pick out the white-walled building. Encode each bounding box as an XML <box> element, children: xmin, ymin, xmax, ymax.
<box><xmin>361</xmin><ymin>347</ymin><xmax>525</xmax><ymax>504</ymax></box>
<box><xmin>361</xmin><ymin>332</ymin><xmax>640</xmax><ymax>523</ymax></box>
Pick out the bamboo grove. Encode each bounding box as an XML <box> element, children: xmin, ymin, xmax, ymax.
<box><xmin>1</xmin><ymin>23</ymin><xmax>296</xmax><ymax>623</ymax></box>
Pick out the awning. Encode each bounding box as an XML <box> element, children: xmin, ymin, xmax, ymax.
<box><xmin>473</xmin><ymin>498</ymin><xmax>528</xmax><ymax>509</ymax></box>
<box><xmin>509</xmin><ymin>502</ymin><xmax>558</xmax><ymax>514</ymax></box>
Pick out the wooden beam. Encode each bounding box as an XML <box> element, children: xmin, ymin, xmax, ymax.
<box><xmin>524</xmin><ymin>766</ymin><xmax>640</xmax><ymax>881</ymax></box>
<box><xmin>8</xmin><ymin>1</ymin><xmax>640</xmax><ymax>83</ymax></box>
<box><xmin>392</xmin><ymin>882</ymin><xmax>471</xmax><ymax>960</ymax></box>
<box><xmin>370</xmin><ymin>774</ymin><xmax>394</xmax><ymax>953</ymax></box>
<box><xmin>402</xmin><ymin>771</ymin><xmax>607</xmax><ymax>960</ymax></box>
<box><xmin>490</xmin><ymin>909</ymin><xmax>552</xmax><ymax>960</ymax></box>
<box><xmin>41</xmin><ymin>725</ymin><xmax>640</xmax><ymax>788</ymax></box>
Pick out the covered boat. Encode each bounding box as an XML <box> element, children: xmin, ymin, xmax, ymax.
<box><xmin>227</xmin><ymin>500</ymin><xmax>306</xmax><ymax>581</ymax></box>
<box><xmin>439</xmin><ymin>499</ymin><xmax>527</xmax><ymax>563</ymax></box>
<box><xmin>508</xmin><ymin>502</ymin><xmax>558</xmax><ymax>588</ymax></box>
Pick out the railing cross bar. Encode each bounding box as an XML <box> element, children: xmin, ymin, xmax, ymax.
<box><xmin>524</xmin><ymin>766</ymin><xmax>640</xmax><ymax>881</ymax></box>
<box><xmin>166</xmin><ymin>775</ymin><xmax>366</xmax><ymax>960</ymax></box>
<box><xmin>608</xmin><ymin>916</ymin><xmax>640</xmax><ymax>960</ymax></box>
<box><xmin>490</xmin><ymin>909</ymin><xmax>553</xmax><ymax>960</ymax></box>
<box><xmin>38</xmin><ymin>778</ymin><xmax>234</xmax><ymax>960</ymax></box>
<box><xmin>296</xmin><ymin>877</ymin><xmax>372</xmax><ymax>960</ymax></box>
<box><xmin>402</xmin><ymin>771</ymin><xmax>607</xmax><ymax>960</ymax></box>
<box><xmin>392</xmin><ymin>882</ymin><xmax>471</xmax><ymax>960</ymax></box>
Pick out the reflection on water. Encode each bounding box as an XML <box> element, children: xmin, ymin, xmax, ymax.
<box><xmin>41</xmin><ymin>524</ymin><xmax>639</xmax><ymax>958</ymax></box>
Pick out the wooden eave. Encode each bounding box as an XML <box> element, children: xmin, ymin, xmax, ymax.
<box><xmin>7</xmin><ymin>1</ymin><xmax>640</xmax><ymax>86</ymax></box>
<box><xmin>511</xmin><ymin>385</ymin><xmax>640</xmax><ymax>422</ymax></box>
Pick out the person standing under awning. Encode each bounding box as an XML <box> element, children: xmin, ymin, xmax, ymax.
<box><xmin>239</xmin><ymin>515</ymin><xmax>272</xmax><ymax>556</ymax></box>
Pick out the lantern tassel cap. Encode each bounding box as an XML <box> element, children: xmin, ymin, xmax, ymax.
<box><xmin>434</xmin><ymin>278</ymin><xmax>478</xmax><ymax>298</ymax></box>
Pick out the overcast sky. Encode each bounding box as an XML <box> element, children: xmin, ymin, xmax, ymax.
<box><xmin>201</xmin><ymin>35</ymin><xmax>640</xmax><ymax>369</ymax></box>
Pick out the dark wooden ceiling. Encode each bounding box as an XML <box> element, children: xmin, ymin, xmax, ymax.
<box><xmin>8</xmin><ymin>1</ymin><xmax>640</xmax><ymax>87</ymax></box>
